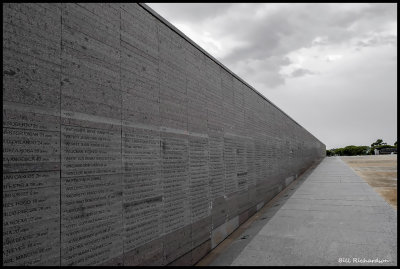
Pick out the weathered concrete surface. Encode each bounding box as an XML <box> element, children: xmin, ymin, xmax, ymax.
<box><xmin>3</xmin><ymin>3</ymin><xmax>325</xmax><ymax>266</ymax></box>
<box><xmin>218</xmin><ymin>157</ymin><xmax>397</xmax><ymax>266</ymax></box>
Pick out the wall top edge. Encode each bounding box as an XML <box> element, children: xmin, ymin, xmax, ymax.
<box><xmin>138</xmin><ymin>3</ymin><xmax>325</xmax><ymax>147</ymax></box>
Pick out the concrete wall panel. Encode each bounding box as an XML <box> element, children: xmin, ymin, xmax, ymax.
<box><xmin>3</xmin><ymin>3</ymin><xmax>62</xmax><ymax>266</ymax></box>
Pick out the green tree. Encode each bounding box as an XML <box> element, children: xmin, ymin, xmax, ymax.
<box><xmin>341</xmin><ymin>145</ymin><xmax>368</xmax><ymax>156</ymax></box>
<box><xmin>371</xmin><ymin>139</ymin><xmax>384</xmax><ymax>147</ymax></box>
<box><xmin>326</xmin><ymin>150</ymin><xmax>334</xmax><ymax>156</ymax></box>
<box><xmin>368</xmin><ymin>144</ymin><xmax>396</xmax><ymax>155</ymax></box>
<box><xmin>329</xmin><ymin>146</ymin><xmax>369</xmax><ymax>156</ymax></box>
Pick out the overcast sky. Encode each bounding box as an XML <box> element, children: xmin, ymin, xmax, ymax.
<box><xmin>147</xmin><ymin>3</ymin><xmax>397</xmax><ymax>149</ymax></box>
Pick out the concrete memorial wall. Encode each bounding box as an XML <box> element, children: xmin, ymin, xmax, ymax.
<box><xmin>3</xmin><ymin>3</ymin><xmax>326</xmax><ymax>266</ymax></box>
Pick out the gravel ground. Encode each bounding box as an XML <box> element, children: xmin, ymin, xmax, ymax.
<box><xmin>340</xmin><ymin>155</ymin><xmax>397</xmax><ymax>209</ymax></box>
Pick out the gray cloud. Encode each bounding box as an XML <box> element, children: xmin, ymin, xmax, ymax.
<box><xmin>289</xmin><ymin>68</ymin><xmax>315</xmax><ymax>78</ymax></box>
<box><xmin>148</xmin><ymin>3</ymin><xmax>396</xmax><ymax>89</ymax></box>
<box><xmin>357</xmin><ymin>34</ymin><xmax>397</xmax><ymax>48</ymax></box>
<box><xmin>221</xmin><ymin>4</ymin><xmax>395</xmax><ymax>66</ymax></box>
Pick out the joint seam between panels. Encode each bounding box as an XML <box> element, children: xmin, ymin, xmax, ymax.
<box><xmin>59</xmin><ymin>3</ymin><xmax>63</xmax><ymax>266</ymax></box>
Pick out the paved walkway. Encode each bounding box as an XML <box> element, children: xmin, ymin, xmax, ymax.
<box><xmin>209</xmin><ymin>157</ymin><xmax>397</xmax><ymax>266</ymax></box>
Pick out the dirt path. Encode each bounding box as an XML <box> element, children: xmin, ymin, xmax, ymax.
<box><xmin>340</xmin><ymin>155</ymin><xmax>397</xmax><ymax>209</ymax></box>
